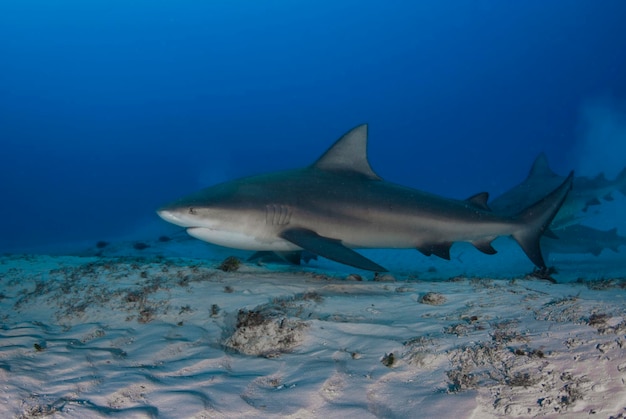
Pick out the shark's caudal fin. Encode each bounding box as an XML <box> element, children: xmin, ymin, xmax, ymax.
<box><xmin>511</xmin><ymin>172</ymin><xmax>574</xmax><ymax>268</ymax></box>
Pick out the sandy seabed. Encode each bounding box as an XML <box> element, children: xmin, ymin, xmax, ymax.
<box><xmin>1</xmin><ymin>240</ymin><xmax>626</xmax><ymax>418</ymax></box>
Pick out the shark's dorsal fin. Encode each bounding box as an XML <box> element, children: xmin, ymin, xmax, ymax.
<box><xmin>527</xmin><ymin>153</ymin><xmax>559</xmax><ymax>180</ymax></box>
<box><xmin>465</xmin><ymin>192</ymin><xmax>491</xmax><ymax>211</ymax></box>
<box><xmin>312</xmin><ymin>124</ymin><xmax>381</xmax><ymax>180</ymax></box>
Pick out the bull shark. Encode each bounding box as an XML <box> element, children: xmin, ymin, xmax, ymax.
<box><xmin>157</xmin><ymin>125</ymin><xmax>573</xmax><ymax>272</ymax></box>
<box><xmin>543</xmin><ymin>224</ymin><xmax>626</xmax><ymax>257</ymax></box>
<box><xmin>491</xmin><ymin>153</ymin><xmax>626</xmax><ymax>229</ymax></box>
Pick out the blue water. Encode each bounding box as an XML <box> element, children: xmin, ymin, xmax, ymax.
<box><xmin>1</xmin><ymin>1</ymin><xmax>626</xmax><ymax>252</ymax></box>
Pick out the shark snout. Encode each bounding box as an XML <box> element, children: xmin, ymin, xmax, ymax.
<box><xmin>156</xmin><ymin>208</ymin><xmax>186</xmax><ymax>226</ymax></box>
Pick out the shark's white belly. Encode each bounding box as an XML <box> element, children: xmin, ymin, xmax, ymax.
<box><xmin>186</xmin><ymin>227</ymin><xmax>301</xmax><ymax>251</ymax></box>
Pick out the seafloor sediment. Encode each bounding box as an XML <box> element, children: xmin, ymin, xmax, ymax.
<box><xmin>1</xmin><ymin>253</ymin><xmax>626</xmax><ymax>418</ymax></box>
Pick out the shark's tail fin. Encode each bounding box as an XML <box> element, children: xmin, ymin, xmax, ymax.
<box><xmin>511</xmin><ymin>172</ymin><xmax>574</xmax><ymax>268</ymax></box>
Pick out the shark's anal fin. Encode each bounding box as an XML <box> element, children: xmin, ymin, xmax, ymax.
<box><xmin>279</xmin><ymin>228</ymin><xmax>388</xmax><ymax>272</ymax></box>
<box><xmin>471</xmin><ymin>238</ymin><xmax>498</xmax><ymax>255</ymax></box>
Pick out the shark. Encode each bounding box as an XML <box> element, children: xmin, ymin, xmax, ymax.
<box><xmin>157</xmin><ymin>124</ymin><xmax>573</xmax><ymax>272</ymax></box>
<box><xmin>542</xmin><ymin>224</ymin><xmax>626</xmax><ymax>258</ymax></box>
<box><xmin>490</xmin><ymin>153</ymin><xmax>626</xmax><ymax>229</ymax></box>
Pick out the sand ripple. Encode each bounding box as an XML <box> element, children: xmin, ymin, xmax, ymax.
<box><xmin>2</xmin><ymin>255</ymin><xmax>626</xmax><ymax>417</ymax></box>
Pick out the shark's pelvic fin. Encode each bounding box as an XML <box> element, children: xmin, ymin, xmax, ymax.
<box><xmin>417</xmin><ymin>242</ymin><xmax>453</xmax><ymax>260</ymax></box>
<box><xmin>512</xmin><ymin>171</ymin><xmax>574</xmax><ymax>268</ymax></box>
<box><xmin>312</xmin><ymin>124</ymin><xmax>381</xmax><ymax>180</ymax></box>
<box><xmin>279</xmin><ymin>228</ymin><xmax>388</xmax><ymax>272</ymax></box>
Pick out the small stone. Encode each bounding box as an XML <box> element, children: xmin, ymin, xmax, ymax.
<box><xmin>419</xmin><ymin>292</ymin><xmax>446</xmax><ymax>305</ymax></box>
<box><xmin>373</xmin><ymin>273</ymin><xmax>396</xmax><ymax>282</ymax></box>
<box><xmin>218</xmin><ymin>256</ymin><xmax>241</xmax><ymax>272</ymax></box>
<box><xmin>381</xmin><ymin>352</ymin><xmax>395</xmax><ymax>367</ymax></box>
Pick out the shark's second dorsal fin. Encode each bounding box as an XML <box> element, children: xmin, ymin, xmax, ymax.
<box><xmin>312</xmin><ymin>124</ymin><xmax>381</xmax><ymax>180</ymax></box>
<box><xmin>465</xmin><ymin>192</ymin><xmax>491</xmax><ymax>211</ymax></box>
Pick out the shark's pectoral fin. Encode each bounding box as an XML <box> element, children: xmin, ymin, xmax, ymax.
<box><xmin>279</xmin><ymin>228</ymin><xmax>388</xmax><ymax>272</ymax></box>
<box><xmin>471</xmin><ymin>238</ymin><xmax>498</xmax><ymax>255</ymax></box>
<box><xmin>417</xmin><ymin>242</ymin><xmax>452</xmax><ymax>260</ymax></box>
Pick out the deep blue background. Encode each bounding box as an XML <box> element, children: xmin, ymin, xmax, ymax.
<box><xmin>1</xmin><ymin>1</ymin><xmax>626</xmax><ymax>251</ymax></box>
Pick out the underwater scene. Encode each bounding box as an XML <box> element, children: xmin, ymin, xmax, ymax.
<box><xmin>2</xmin><ymin>1</ymin><xmax>626</xmax><ymax>417</ymax></box>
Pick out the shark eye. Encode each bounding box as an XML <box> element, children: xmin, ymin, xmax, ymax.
<box><xmin>188</xmin><ymin>207</ymin><xmax>196</xmax><ymax>215</ymax></box>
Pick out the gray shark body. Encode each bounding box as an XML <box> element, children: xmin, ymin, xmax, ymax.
<box><xmin>158</xmin><ymin>125</ymin><xmax>572</xmax><ymax>272</ymax></box>
<box><xmin>543</xmin><ymin>224</ymin><xmax>626</xmax><ymax>257</ymax></box>
<box><xmin>491</xmin><ymin>153</ymin><xmax>626</xmax><ymax>229</ymax></box>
